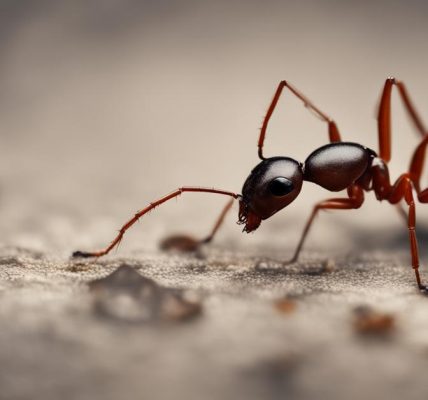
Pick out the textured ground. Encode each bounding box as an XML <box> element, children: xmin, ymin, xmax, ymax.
<box><xmin>1</xmin><ymin>231</ymin><xmax>428</xmax><ymax>400</ymax></box>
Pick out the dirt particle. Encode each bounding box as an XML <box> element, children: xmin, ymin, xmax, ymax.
<box><xmin>353</xmin><ymin>305</ymin><xmax>395</xmax><ymax>336</ymax></box>
<box><xmin>274</xmin><ymin>298</ymin><xmax>297</xmax><ymax>314</ymax></box>
<box><xmin>159</xmin><ymin>234</ymin><xmax>201</xmax><ymax>252</ymax></box>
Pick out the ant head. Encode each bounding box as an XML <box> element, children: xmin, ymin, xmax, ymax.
<box><xmin>238</xmin><ymin>157</ymin><xmax>303</xmax><ymax>232</ymax></box>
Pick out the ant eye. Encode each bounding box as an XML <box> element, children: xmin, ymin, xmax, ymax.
<box><xmin>268</xmin><ymin>177</ymin><xmax>294</xmax><ymax>196</ymax></box>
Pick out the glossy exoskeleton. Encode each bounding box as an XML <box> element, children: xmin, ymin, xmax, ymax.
<box><xmin>73</xmin><ymin>78</ymin><xmax>428</xmax><ymax>291</ymax></box>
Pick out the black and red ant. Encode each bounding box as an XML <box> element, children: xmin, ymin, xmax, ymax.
<box><xmin>73</xmin><ymin>78</ymin><xmax>428</xmax><ymax>290</ymax></box>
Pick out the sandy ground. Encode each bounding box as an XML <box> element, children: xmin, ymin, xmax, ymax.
<box><xmin>1</xmin><ymin>211</ymin><xmax>428</xmax><ymax>400</ymax></box>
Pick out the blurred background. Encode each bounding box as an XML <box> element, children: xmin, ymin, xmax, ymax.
<box><xmin>1</xmin><ymin>0</ymin><xmax>428</xmax><ymax>256</ymax></box>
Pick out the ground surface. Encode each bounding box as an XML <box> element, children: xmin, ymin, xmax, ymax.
<box><xmin>1</xmin><ymin>232</ymin><xmax>428</xmax><ymax>400</ymax></box>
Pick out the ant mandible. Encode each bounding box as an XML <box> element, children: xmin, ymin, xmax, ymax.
<box><xmin>73</xmin><ymin>78</ymin><xmax>428</xmax><ymax>291</ymax></box>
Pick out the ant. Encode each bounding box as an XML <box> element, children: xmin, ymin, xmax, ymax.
<box><xmin>73</xmin><ymin>78</ymin><xmax>428</xmax><ymax>291</ymax></box>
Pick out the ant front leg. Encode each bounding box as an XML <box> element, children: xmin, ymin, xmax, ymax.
<box><xmin>200</xmin><ymin>198</ymin><xmax>234</xmax><ymax>244</ymax></box>
<box><xmin>258</xmin><ymin>80</ymin><xmax>342</xmax><ymax>160</ymax></box>
<box><xmin>159</xmin><ymin>198</ymin><xmax>234</xmax><ymax>252</ymax></box>
<box><xmin>287</xmin><ymin>185</ymin><xmax>364</xmax><ymax>264</ymax></box>
<box><xmin>72</xmin><ymin>188</ymin><xmax>238</xmax><ymax>259</ymax></box>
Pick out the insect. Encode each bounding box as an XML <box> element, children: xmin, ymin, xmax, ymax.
<box><xmin>73</xmin><ymin>78</ymin><xmax>428</xmax><ymax>290</ymax></box>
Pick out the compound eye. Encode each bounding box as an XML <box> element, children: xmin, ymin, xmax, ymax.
<box><xmin>268</xmin><ymin>177</ymin><xmax>294</xmax><ymax>196</ymax></box>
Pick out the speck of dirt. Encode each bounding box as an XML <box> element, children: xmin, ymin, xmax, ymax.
<box><xmin>274</xmin><ymin>298</ymin><xmax>297</xmax><ymax>314</ymax></box>
<box><xmin>159</xmin><ymin>234</ymin><xmax>201</xmax><ymax>252</ymax></box>
<box><xmin>352</xmin><ymin>305</ymin><xmax>395</xmax><ymax>337</ymax></box>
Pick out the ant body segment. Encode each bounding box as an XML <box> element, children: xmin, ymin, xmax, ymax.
<box><xmin>73</xmin><ymin>78</ymin><xmax>428</xmax><ymax>291</ymax></box>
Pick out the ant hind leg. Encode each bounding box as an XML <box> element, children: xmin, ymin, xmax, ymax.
<box><xmin>377</xmin><ymin>77</ymin><xmax>426</xmax><ymax>163</ymax></box>
<box><xmin>388</xmin><ymin>176</ymin><xmax>426</xmax><ymax>291</ymax></box>
<box><xmin>409</xmin><ymin>135</ymin><xmax>428</xmax><ymax>201</ymax></box>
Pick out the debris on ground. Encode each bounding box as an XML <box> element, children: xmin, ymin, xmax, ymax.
<box><xmin>159</xmin><ymin>234</ymin><xmax>202</xmax><ymax>252</ymax></box>
<box><xmin>352</xmin><ymin>305</ymin><xmax>395</xmax><ymax>336</ymax></box>
<box><xmin>89</xmin><ymin>264</ymin><xmax>202</xmax><ymax>323</ymax></box>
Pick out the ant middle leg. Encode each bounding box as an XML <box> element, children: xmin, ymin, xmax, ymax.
<box><xmin>160</xmin><ymin>198</ymin><xmax>234</xmax><ymax>252</ymax></box>
<box><xmin>377</xmin><ymin>77</ymin><xmax>427</xmax><ymax>163</ymax></box>
<box><xmin>287</xmin><ymin>185</ymin><xmax>364</xmax><ymax>264</ymax></box>
<box><xmin>258</xmin><ymin>80</ymin><xmax>342</xmax><ymax>160</ymax></box>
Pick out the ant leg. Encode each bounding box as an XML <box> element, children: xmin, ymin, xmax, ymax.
<box><xmin>287</xmin><ymin>185</ymin><xmax>364</xmax><ymax>264</ymax></box>
<box><xmin>258</xmin><ymin>80</ymin><xmax>341</xmax><ymax>160</ymax></box>
<box><xmin>388</xmin><ymin>175</ymin><xmax>425</xmax><ymax>290</ymax></box>
<box><xmin>200</xmin><ymin>198</ymin><xmax>234</xmax><ymax>243</ymax></box>
<box><xmin>159</xmin><ymin>198</ymin><xmax>234</xmax><ymax>252</ymax></box>
<box><xmin>377</xmin><ymin>77</ymin><xmax>427</xmax><ymax>163</ymax></box>
<box><xmin>72</xmin><ymin>187</ymin><xmax>239</xmax><ymax>258</ymax></box>
<box><xmin>409</xmin><ymin>135</ymin><xmax>428</xmax><ymax>194</ymax></box>
<box><xmin>410</xmin><ymin>135</ymin><xmax>428</xmax><ymax>203</ymax></box>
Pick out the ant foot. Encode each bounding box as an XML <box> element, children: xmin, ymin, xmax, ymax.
<box><xmin>159</xmin><ymin>234</ymin><xmax>202</xmax><ymax>253</ymax></box>
<box><xmin>72</xmin><ymin>250</ymin><xmax>95</xmax><ymax>259</ymax></box>
<box><xmin>418</xmin><ymin>284</ymin><xmax>428</xmax><ymax>293</ymax></box>
<box><xmin>283</xmin><ymin>257</ymin><xmax>298</xmax><ymax>266</ymax></box>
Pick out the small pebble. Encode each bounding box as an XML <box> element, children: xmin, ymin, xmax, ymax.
<box><xmin>353</xmin><ymin>305</ymin><xmax>395</xmax><ymax>336</ymax></box>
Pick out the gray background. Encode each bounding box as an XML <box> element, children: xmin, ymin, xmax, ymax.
<box><xmin>1</xmin><ymin>1</ymin><xmax>428</xmax><ymax>399</ymax></box>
